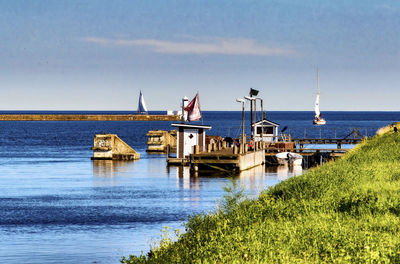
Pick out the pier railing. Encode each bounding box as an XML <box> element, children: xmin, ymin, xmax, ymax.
<box><xmin>214</xmin><ymin>126</ymin><xmax>376</xmax><ymax>141</ymax></box>
<box><xmin>286</xmin><ymin>127</ymin><xmax>375</xmax><ymax>140</ymax></box>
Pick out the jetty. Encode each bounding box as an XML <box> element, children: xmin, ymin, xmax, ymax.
<box><xmin>91</xmin><ymin>134</ymin><xmax>140</xmax><ymax>160</ymax></box>
<box><xmin>146</xmin><ymin>130</ymin><xmax>177</xmax><ymax>152</ymax></box>
<box><xmin>0</xmin><ymin>114</ymin><xmax>180</xmax><ymax>121</ymax></box>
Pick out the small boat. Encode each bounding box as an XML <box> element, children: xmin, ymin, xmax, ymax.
<box><xmin>313</xmin><ymin>69</ymin><xmax>326</xmax><ymax>125</ymax></box>
<box><xmin>137</xmin><ymin>91</ymin><xmax>148</xmax><ymax>114</ymax></box>
<box><xmin>275</xmin><ymin>152</ymin><xmax>303</xmax><ymax>166</ymax></box>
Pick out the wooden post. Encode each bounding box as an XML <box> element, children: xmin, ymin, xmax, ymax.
<box><xmin>207</xmin><ymin>144</ymin><xmax>211</xmax><ymax>153</ymax></box>
<box><xmin>233</xmin><ymin>145</ymin><xmax>238</xmax><ymax>154</ymax></box>
<box><xmin>222</xmin><ymin>141</ymin><xmax>227</xmax><ymax>149</ymax></box>
<box><xmin>166</xmin><ymin>144</ymin><xmax>170</xmax><ymax>157</ymax></box>
<box><xmin>239</xmin><ymin>143</ymin><xmax>243</xmax><ymax>154</ymax></box>
<box><xmin>194</xmin><ymin>145</ymin><xmax>199</xmax><ymax>154</ymax></box>
<box><xmin>245</xmin><ymin>144</ymin><xmax>248</xmax><ymax>153</ymax></box>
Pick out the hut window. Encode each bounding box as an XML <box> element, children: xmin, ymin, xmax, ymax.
<box><xmin>257</xmin><ymin>126</ymin><xmax>274</xmax><ymax>135</ymax></box>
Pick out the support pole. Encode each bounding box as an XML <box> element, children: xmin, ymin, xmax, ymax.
<box><xmin>260</xmin><ymin>99</ymin><xmax>264</xmax><ymax>148</ymax></box>
<box><xmin>250</xmin><ymin>99</ymin><xmax>253</xmax><ymax>139</ymax></box>
<box><xmin>242</xmin><ymin>102</ymin><xmax>245</xmax><ymax>144</ymax></box>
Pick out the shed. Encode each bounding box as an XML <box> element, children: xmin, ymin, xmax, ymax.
<box><xmin>253</xmin><ymin>119</ymin><xmax>280</xmax><ymax>142</ymax></box>
<box><xmin>171</xmin><ymin>123</ymin><xmax>212</xmax><ymax>159</ymax></box>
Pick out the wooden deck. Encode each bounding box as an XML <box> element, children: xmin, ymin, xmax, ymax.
<box><xmin>190</xmin><ymin>148</ymin><xmax>265</xmax><ymax>174</ymax></box>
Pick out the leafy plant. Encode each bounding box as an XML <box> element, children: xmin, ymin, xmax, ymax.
<box><xmin>220</xmin><ymin>177</ymin><xmax>245</xmax><ymax>214</ymax></box>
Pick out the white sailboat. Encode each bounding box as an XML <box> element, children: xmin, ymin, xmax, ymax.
<box><xmin>313</xmin><ymin>69</ymin><xmax>326</xmax><ymax>125</ymax></box>
<box><xmin>137</xmin><ymin>91</ymin><xmax>148</xmax><ymax>114</ymax></box>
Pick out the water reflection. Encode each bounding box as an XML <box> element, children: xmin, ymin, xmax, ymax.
<box><xmin>238</xmin><ymin>165</ymin><xmax>265</xmax><ymax>192</ymax></box>
<box><xmin>172</xmin><ymin>164</ymin><xmax>304</xmax><ymax>194</ymax></box>
<box><xmin>267</xmin><ymin>165</ymin><xmax>303</xmax><ymax>181</ymax></box>
<box><xmin>175</xmin><ymin>166</ymin><xmax>200</xmax><ymax>190</ymax></box>
<box><xmin>92</xmin><ymin>160</ymin><xmax>136</xmax><ymax>178</ymax></box>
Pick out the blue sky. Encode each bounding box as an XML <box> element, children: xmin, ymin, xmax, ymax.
<box><xmin>0</xmin><ymin>0</ymin><xmax>399</xmax><ymax>111</ymax></box>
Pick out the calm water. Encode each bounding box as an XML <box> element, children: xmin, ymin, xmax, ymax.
<box><xmin>0</xmin><ymin>111</ymin><xmax>398</xmax><ymax>263</ymax></box>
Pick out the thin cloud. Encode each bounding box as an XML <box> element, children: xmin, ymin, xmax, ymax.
<box><xmin>82</xmin><ymin>37</ymin><xmax>296</xmax><ymax>56</ymax></box>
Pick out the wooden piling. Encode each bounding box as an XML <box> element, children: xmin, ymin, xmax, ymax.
<box><xmin>194</xmin><ymin>145</ymin><xmax>200</xmax><ymax>154</ymax></box>
<box><xmin>233</xmin><ymin>145</ymin><xmax>238</xmax><ymax>154</ymax></box>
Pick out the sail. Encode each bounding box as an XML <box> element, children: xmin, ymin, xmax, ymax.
<box><xmin>314</xmin><ymin>93</ymin><xmax>320</xmax><ymax>117</ymax></box>
<box><xmin>137</xmin><ymin>91</ymin><xmax>148</xmax><ymax>113</ymax></box>
<box><xmin>314</xmin><ymin>68</ymin><xmax>321</xmax><ymax>117</ymax></box>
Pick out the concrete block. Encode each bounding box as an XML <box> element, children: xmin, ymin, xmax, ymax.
<box><xmin>91</xmin><ymin>134</ymin><xmax>140</xmax><ymax>160</ymax></box>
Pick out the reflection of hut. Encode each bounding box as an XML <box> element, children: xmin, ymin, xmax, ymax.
<box><xmin>253</xmin><ymin>119</ymin><xmax>280</xmax><ymax>142</ymax></box>
<box><xmin>171</xmin><ymin>123</ymin><xmax>212</xmax><ymax>159</ymax></box>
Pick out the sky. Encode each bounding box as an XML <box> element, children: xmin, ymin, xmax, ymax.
<box><xmin>0</xmin><ymin>0</ymin><xmax>399</xmax><ymax>111</ymax></box>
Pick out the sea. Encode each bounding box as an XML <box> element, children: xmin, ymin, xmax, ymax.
<box><xmin>0</xmin><ymin>111</ymin><xmax>398</xmax><ymax>264</ymax></box>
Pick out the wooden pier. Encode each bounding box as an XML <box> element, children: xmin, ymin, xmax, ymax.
<box><xmin>168</xmin><ymin>141</ymin><xmax>265</xmax><ymax>175</ymax></box>
<box><xmin>292</xmin><ymin>138</ymin><xmax>363</xmax><ymax>150</ymax></box>
<box><xmin>191</xmin><ymin>148</ymin><xmax>265</xmax><ymax>174</ymax></box>
<box><xmin>0</xmin><ymin>114</ymin><xmax>180</xmax><ymax>121</ymax></box>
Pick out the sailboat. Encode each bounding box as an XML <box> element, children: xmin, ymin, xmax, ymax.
<box><xmin>313</xmin><ymin>69</ymin><xmax>326</xmax><ymax>125</ymax></box>
<box><xmin>137</xmin><ymin>91</ymin><xmax>148</xmax><ymax>114</ymax></box>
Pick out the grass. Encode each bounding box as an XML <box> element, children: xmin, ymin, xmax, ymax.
<box><xmin>122</xmin><ymin>128</ymin><xmax>400</xmax><ymax>263</ymax></box>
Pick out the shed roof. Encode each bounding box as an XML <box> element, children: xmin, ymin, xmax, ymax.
<box><xmin>172</xmin><ymin>123</ymin><xmax>212</xmax><ymax>130</ymax></box>
<box><xmin>253</xmin><ymin>119</ymin><xmax>280</xmax><ymax>127</ymax></box>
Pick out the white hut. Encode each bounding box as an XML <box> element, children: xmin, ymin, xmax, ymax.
<box><xmin>253</xmin><ymin>119</ymin><xmax>280</xmax><ymax>142</ymax></box>
<box><xmin>171</xmin><ymin>123</ymin><xmax>212</xmax><ymax>159</ymax></box>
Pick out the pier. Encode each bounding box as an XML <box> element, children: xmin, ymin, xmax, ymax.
<box><xmin>0</xmin><ymin>114</ymin><xmax>180</xmax><ymax>121</ymax></box>
<box><xmin>146</xmin><ymin>130</ymin><xmax>177</xmax><ymax>152</ymax></box>
<box><xmin>190</xmin><ymin>143</ymin><xmax>265</xmax><ymax>174</ymax></box>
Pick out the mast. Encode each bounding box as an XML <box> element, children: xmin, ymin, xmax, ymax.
<box><xmin>317</xmin><ymin>68</ymin><xmax>320</xmax><ymax>96</ymax></box>
<box><xmin>314</xmin><ymin>68</ymin><xmax>320</xmax><ymax>118</ymax></box>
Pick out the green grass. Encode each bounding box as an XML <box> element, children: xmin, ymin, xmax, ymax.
<box><xmin>122</xmin><ymin>131</ymin><xmax>400</xmax><ymax>263</ymax></box>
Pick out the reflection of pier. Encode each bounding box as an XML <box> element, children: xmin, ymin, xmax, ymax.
<box><xmin>92</xmin><ymin>160</ymin><xmax>136</xmax><ymax>178</ymax></box>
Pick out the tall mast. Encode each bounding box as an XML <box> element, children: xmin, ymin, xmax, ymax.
<box><xmin>317</xmin><ymin>68</ymin><xmax>319</xmax><ymax>95</ymax></box>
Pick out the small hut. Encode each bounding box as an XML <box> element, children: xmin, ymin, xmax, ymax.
<box><xmin>171</xmin><ymin>123</ymin><xmax>212</xmax><ymax>159</ymax></box>
<box><xmin>253</xmin><ymin>119</ymin><xmax>280</xmax><ymax>142</ymax></box>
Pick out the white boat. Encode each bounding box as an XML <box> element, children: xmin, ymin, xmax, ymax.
<box><xmin>137</xmin><ymin>91</ymin><xmax>148</xmax><ymax>114</ymax></box>
<box><xmin>313</xmin><ymin>69</ymin><xmax>326</xmax><ymax>125</ymax></box>
<box><xmin>275</xmin><ymin>152</ymin><xmax>303</xmax><ymax>166</ymax></box>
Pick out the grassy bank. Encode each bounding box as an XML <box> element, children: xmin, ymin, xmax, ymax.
<box><xmin>123</xmin><ymin>130</ymin><xmax>400</xmax><ymax>263</ymax></box>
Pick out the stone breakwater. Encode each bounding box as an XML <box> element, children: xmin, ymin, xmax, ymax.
<box><xmin>0</xmin><ymin>114</ymin><xmax>181</xmax><ymax>121</ymax></box>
